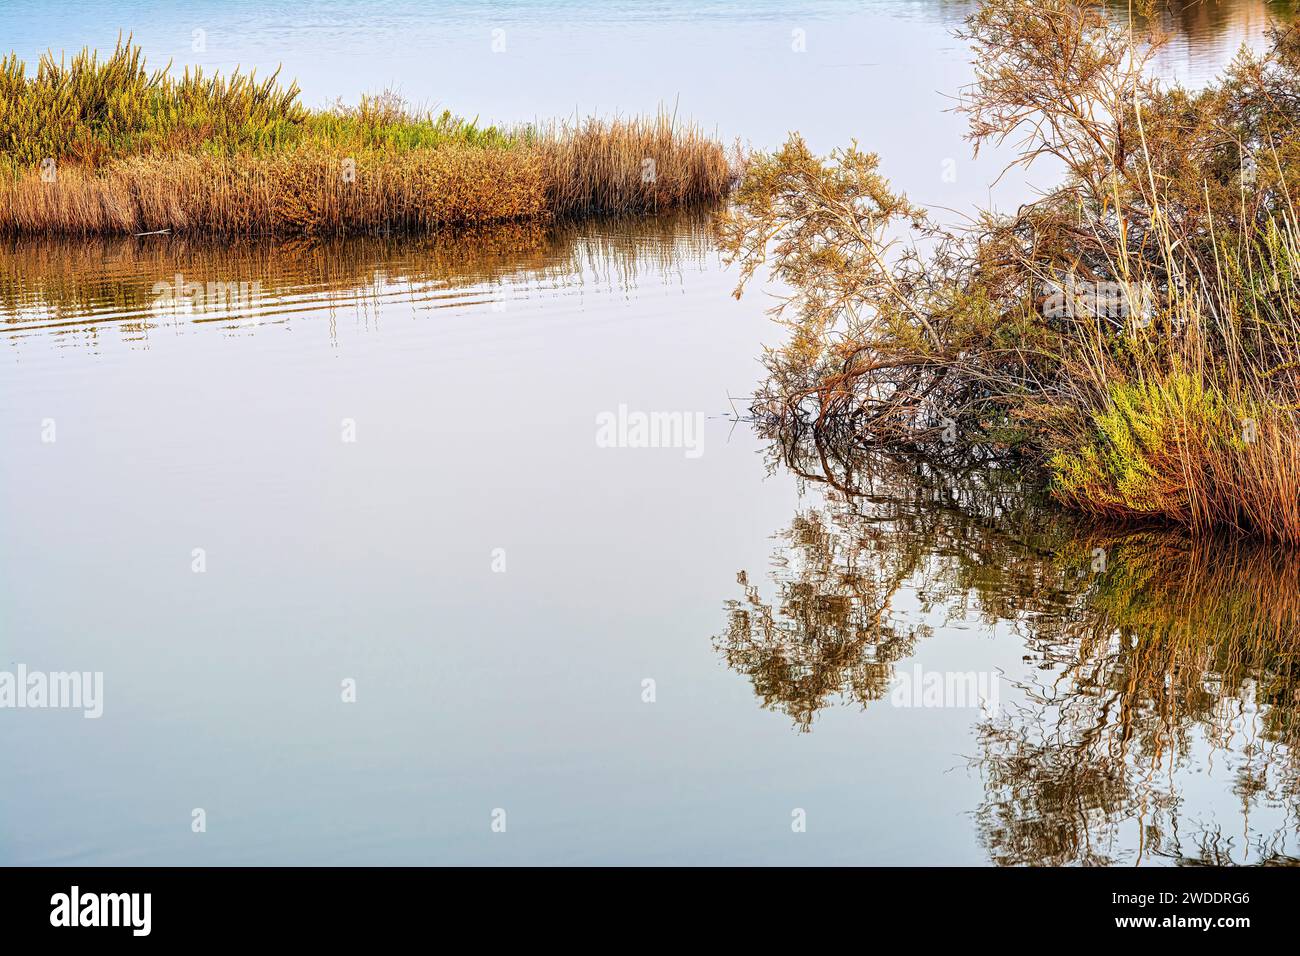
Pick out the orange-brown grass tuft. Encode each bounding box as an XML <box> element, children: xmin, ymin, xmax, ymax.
<box><xmin>0</xmin><ymin>123</ymin><xmax>731</xmax><ymax>236</ymax></box>
<box><xmin>539</xmin><ymin>115</ymin><xmax>734</xmax><ymax>217</ymax></box>
<box><xmin>2</xmin><ymin>145</ymin><xmax>549</xmax><ymax>236</ymax></box>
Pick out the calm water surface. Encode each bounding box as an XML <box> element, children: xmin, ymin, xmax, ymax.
<box><xmin>2</xmin><ymin>1</ymin><xmax>1299</xmax><ymax>865</ymax></box>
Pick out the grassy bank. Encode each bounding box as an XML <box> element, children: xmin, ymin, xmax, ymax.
<box><xmin>0</xmin><ymin>40</ymin><xmax>732</xmax><ymax>235</ymax></box>
<box><xmin>721</xmin><ymin>0</ymin><xmax>1300</xmax><ymax>543</ymax></box>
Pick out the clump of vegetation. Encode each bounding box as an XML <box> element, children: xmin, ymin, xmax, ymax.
<box><xmin>0</xmin><ymin>41</ymin><xmax>306</xmax><ymax>168</ymax></box>
<box><xmin>0</xmin><ymin>38</ymin><xmax>732</xmax><ymax>235</ymax></box>
<box><xmin>720</xmin><ymin>0</ymin><xmax>1300</xmax><ymax>543</ymax></box>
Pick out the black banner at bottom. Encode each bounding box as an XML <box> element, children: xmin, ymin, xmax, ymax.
<box><xmin>0</xmin><ymin>864</ymin><xmax>1279</xmax><ymax>941</ymax></box>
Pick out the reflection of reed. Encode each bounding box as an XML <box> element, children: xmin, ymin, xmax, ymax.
<box><xmin>0</xmin><ymin>206</ymin><xmax>716</xmax><ymax>341</ymax></box>
<box><xmin>718</xmin><ymin>431</ymin><xmax>1300</xmax><ymax>863</ymax></box>
<box><xmin>941</xmin><ymin>0</ymin><xmax>1300</xmax><ymax>38</ymax></box>
<box><xmin>978</xmin><ymin>531</ymin><xmax>1300</xmax><ymax>866</ymax></box>
<box><xmin>1035</xmin><ymin>532</ymin><xmax>1300</xmax><ymax>748</ymax></box>
<box><xmin>1105</xmin><ymin>0</ymin><xmax>1300</xmax><ymax>37</ymax></box>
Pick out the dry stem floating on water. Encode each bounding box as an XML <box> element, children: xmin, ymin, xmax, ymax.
<box><xmin>720</xmin><ymin>0</ymin><xmax>1300</xmax><ymax>543</ymax></box>
<box><xmin>0</xmin><ymin>39</ymin><xmax>733</xmax><ymax>235</ymax></box>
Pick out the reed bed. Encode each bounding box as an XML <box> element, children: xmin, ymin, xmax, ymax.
<box><xmin>1</xmin><ymin>147</ymin><xmax>551</xmax><ymax>235</ymax></box>
<box><xmin>537</xmin><ymin>115</ymin><xmax>732</xmax><ymax>217</ymax></box>
<box><xmin>0</xmin><ymin>40</ymin><xmax>733</xmax><ymax>235</ymax></box>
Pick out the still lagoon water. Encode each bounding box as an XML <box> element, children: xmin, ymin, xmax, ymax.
<box><xmin>2</xmin><ymin>1</ymin><xmax>1299</xmax><ymax>865</ymax></box>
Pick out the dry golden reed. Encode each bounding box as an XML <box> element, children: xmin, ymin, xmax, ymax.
<box><xmin>0</xmin><ymin>40</ymin><xmax>733</xmax><ymax>236</ymax></box>
<box><xmin>539</xmin><ymin>116</ymin><xmax>732</xmax><ymax>218</ymax></box>
<box><xmin>2</xmin><ymin>147</ymin><xmax>551</xmax><ymax>235</ymax></box>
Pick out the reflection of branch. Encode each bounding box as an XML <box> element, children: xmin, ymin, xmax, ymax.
<box><xmin>717</xmin><ymin>508</ymin><xmax>923</xmax><ymax>732</ymax></box>
<box><xmin>719</xmin><ymin>429</ymin><xmax>1300</xmax><ymax>862</ymax></box>
<box><xmin>974</xmin><ymin>528</ymin><xmax>1300</xmax><ymax>864</ymax></box>
<box><xmin>1153</xmin><ymin>821</ymin><xmax>1300</xmax><ymax>867</ymax></box>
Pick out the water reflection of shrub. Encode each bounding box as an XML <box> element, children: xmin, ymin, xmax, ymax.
<box><xmin>716</xmin><ymin>439</ymin><xmax>1300</xmax><ymax>863</ymax></box>
<box><xmin>978</xmin><ymin>532</ymin><xmax>1300</xmax><ymax>865</ymax></box>
<box><xmin>717</xmin><ymin>509</ymin><xmax>924</xmax><ymax>732</ymax></box>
